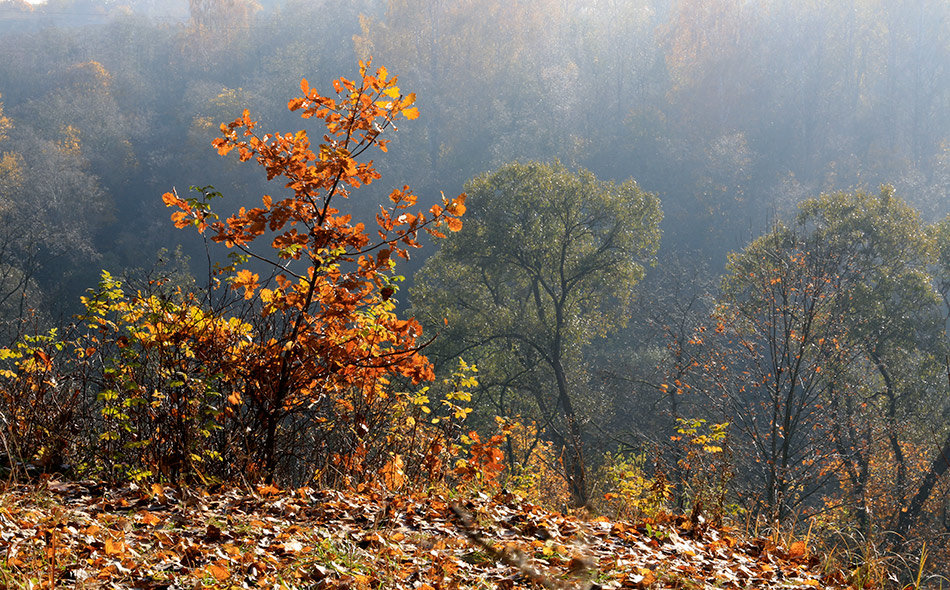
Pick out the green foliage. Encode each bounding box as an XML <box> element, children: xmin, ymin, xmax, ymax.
<box><xmin>492</xmin><ymin>417</ymin><xmax>571</xmax><ymax>508</ymax></box>
<box><xmin>932</xmin><ymin>214</ymin><xmax>950</xmax><ymax>315</ymax></box>
<box><xmin>671</xmin><ymin>417</ymin><xmax>734</xmax><ymax>521</ymax></box>
<box><xmin>416</xmin><ymin>161</ymin><xmax>662</xmax><ymax>347</ymax></box>
<box><xmin>0</xmin><ymin>326</ymin><xmax>76</xmax><ymax>478</ymax></box>
<box><xmin>412</xmin><ymin>160</ymin><xmax>662</xmax><ymax>507</ymax></box>
<box><xmin>797</xmin><ymin>186</ymin><xmax>940</xmax><ymax>347</ymax></box>
<box><xmin>596</xmin><ymin>451</ymin><xmax>669</xmax><ymax>521</ymax></box>
<box><xmin>77</xmin><ymin>271</ymin><xmax>244</xmax><ymax>482</ymax></box>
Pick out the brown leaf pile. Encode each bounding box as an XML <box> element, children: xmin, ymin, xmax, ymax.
<box><xmin>0</xmin><ymin>481</ymin><xmax>847</xmax><ymax>589</ymax></box>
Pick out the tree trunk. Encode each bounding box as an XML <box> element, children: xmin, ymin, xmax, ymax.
<box><xmin>552</xmin><ymin>357</ymin><xmax>588</xmax><ymax>508</ymax></box>
<box><xmin>896</xmin><ymin>432</ymin><xmax>950</xmax><ymax>537</ymax></box>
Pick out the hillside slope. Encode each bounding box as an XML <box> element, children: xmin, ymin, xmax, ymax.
<box><xmin>0</xmin><ymin>482</ymin><xmax>849</xmax><ymax>589</ymax></box>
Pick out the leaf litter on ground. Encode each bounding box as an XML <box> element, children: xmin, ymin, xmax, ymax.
<box><xmin>0</xmin><ymin>480</ymin><xmax>849</xmax><ymax>589</ymax></box>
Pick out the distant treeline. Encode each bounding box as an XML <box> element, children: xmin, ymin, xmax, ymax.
<box><xmin>0</xmin><ymin>0</ymin><xmax>944</xmax><ymax>325</ymax></box>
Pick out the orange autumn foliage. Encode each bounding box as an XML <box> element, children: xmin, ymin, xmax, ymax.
<box><xmin>162</xmin><ymin>61</ymin><xmax>466</xmax><ymax>482</ymax></box>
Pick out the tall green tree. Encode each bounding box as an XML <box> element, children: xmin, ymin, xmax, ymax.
<box><xmin>800</xmin><ymin>188</ymin><xmax>942</xmax><ymax>520</ymax></box>
<box><xmin>894</xmin><ymin>213</ymin><xmax>950</xmax><ymax>537</ymax></box>
<box><xmin>411</xmin><ymin>161</ymin><xmax>662</xmax><ymax>508</ymax></box>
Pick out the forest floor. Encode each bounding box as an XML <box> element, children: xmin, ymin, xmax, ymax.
<box><xmin>0</xmin><ymin>480</ymin><xmax>854</xmax><ymax>589</ymax></box>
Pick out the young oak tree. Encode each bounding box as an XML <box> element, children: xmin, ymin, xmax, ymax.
<box><xmin>163</xmin><ymin>61</ymin><xmax>466</xmax><ymax>483</ymax></box>
<box><xmin>410</xmin><ymin>161</ymin><xmax>662</xmax><ymax>508</ymax></box>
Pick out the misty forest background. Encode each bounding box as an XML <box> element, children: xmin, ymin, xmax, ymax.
<box><xmin>2</xmin><ymin>0</ymin><xmax>950</xmax><ymax>576</ymax></box>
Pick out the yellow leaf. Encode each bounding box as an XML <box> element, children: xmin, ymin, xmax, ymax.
<box><xmin>104</xmin><ymin>538</ymin><xmax>124</xmax><ymax>556</ymax></box>
<box><xmin>383</xmin><ymin>86</ymin><xmax>401</xmax><ymax>98</ymax></box>
<box><xmin>402</xmin><ymin>107</ymin><xmax>420</xmax><ymax>120</ymax></box>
